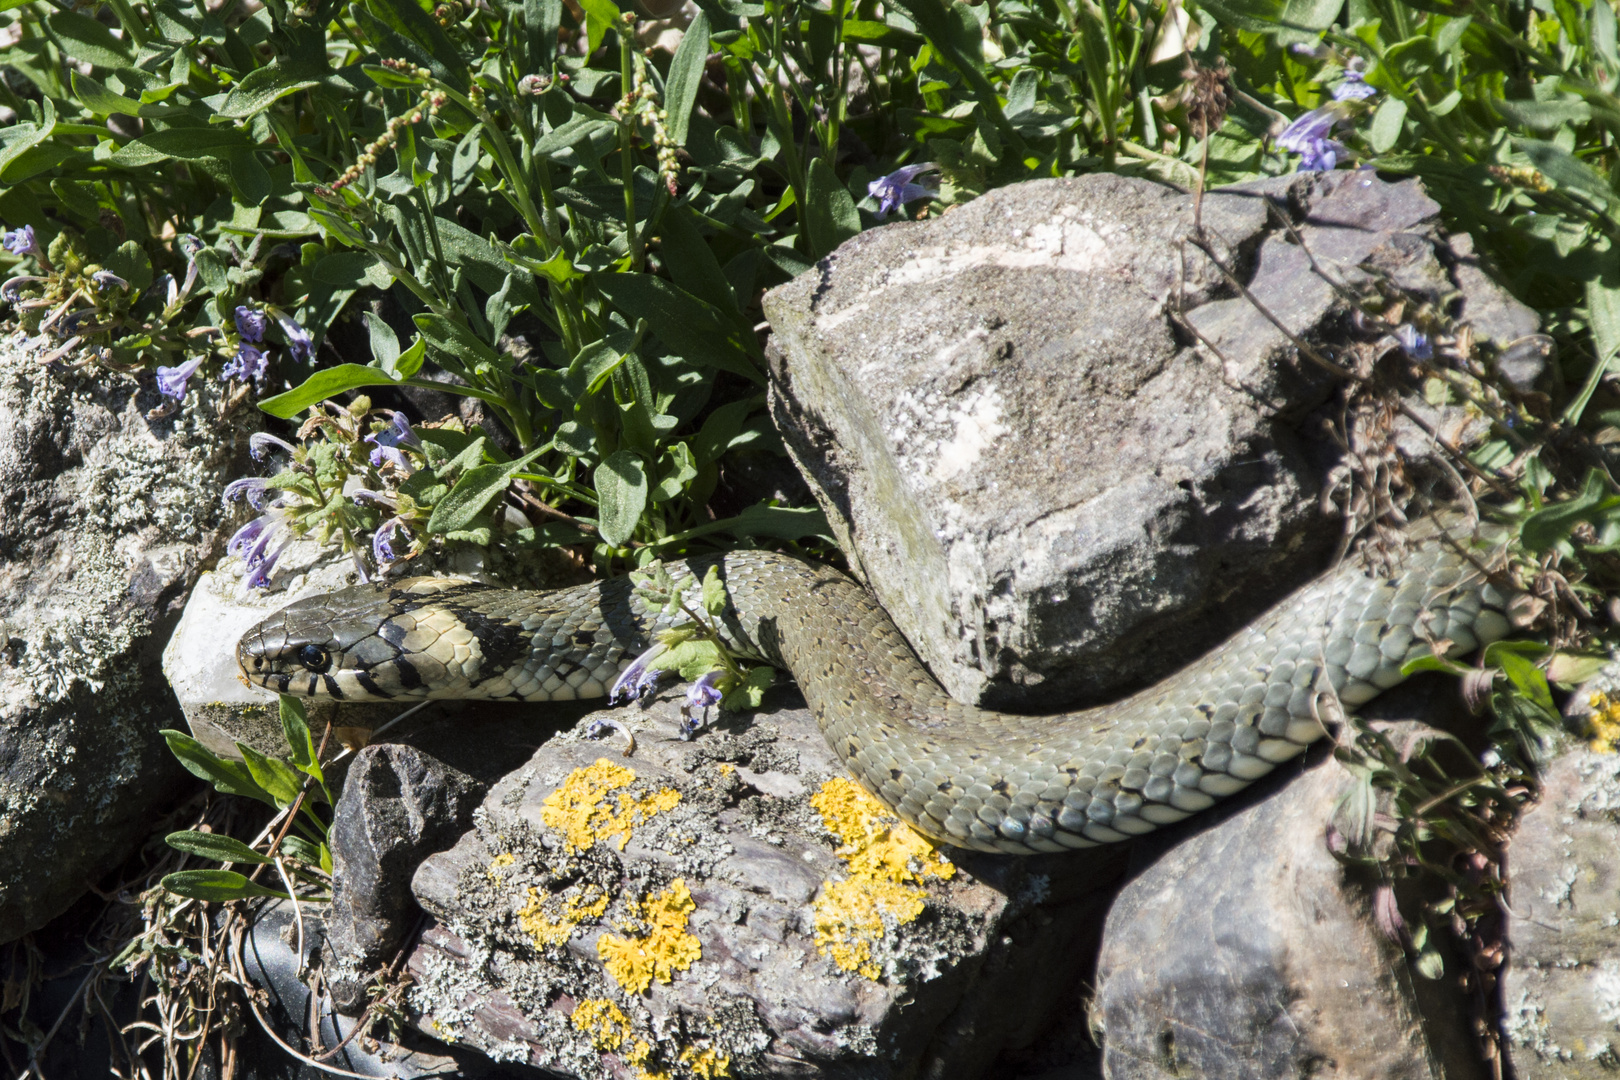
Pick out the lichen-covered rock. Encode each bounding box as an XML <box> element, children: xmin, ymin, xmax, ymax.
<box><xmin>763</xmin><ymin>171</ymin><xmax>1537</xmax><ymax>712</ymax></box>
<box><xmin>0</xmin><ymin>333</ymin><xmax>257</xmax><ymax>942</ymax></box>
<box><xmin>1089</xmin><ymin>692</ymin><xmax>1486</xmax><ymax>1080</ymax></box>
<box><xmin>405</xmin><ymin>692</ymin><xmax>1121</xmax><ymax>1079</ymax></box>
<box><xmin>1499</xmin><ymin>727</ymin><xmax>1620</xmax><ymax>1077</ymax></box>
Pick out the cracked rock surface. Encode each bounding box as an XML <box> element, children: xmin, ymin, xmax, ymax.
<box><xmin>0</xmin><ymin>333</ymin><xmax>257</xmax><ymax>942</ymax></box>
<box><xmin>763</xmin><ymin>171</ymin><xmax>1537</xmax><ymax>713</ymax></box>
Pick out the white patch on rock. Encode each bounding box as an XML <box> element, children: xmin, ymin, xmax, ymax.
<box><xmin>930</xmin><ymin>384</ymin><xmax>1006</xmax><ymax>482</ymax></box>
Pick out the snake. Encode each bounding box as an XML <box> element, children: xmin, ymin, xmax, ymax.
<box><xmin>236</xmin><ymin>516</ymin><xmax>1515</xmax><ymax>855</ymax></box>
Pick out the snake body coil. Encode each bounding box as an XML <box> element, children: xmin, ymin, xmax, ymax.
<box><xmin>238</xmin><ymin>521</ymin><xmax>1513</xmax><ymax>854</ymax></box>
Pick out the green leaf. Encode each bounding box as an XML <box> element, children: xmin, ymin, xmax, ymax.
<box><xmin>1369</xmin><ymin>97</ymin><xmax>1407</xmax><ymax>153</ymax></box>
<box><xmin>701</xmin><ymin>564</ymin><xmax>728</xmax><ymax>616</ymax></box>
<box><xmin>842</xmin><ymin>19</ymin><xmax>924</xmax><ymax>49</ymax></box>
<box><xmin>279</xmin><ymin>695</ymin><xmax>320</xmax><ymax>778</ymax></box>
<box><xmin>239</xmin><ymin>743</ymin><xmax>302</xmax><ymax>807</ymax></box>
<box><xmin>104</xmin><ymin>241</ymin><xmax>153</xmax><ymax>291</ymax></box>
<box><xmin>576</xmin><ymin>0</ymin><xmax>620</xmax><ymax>55</ymax></box>
<box><xmin>257</xmin><ymin>364</ymin><xmax>402</xmax><ymax>418</ymax></box>
<box><xmin>231</xmin><ymin>150</ymin><xmax>272</xmax><ymax>206</ymax></box>
<box><xmin>595</xmin><ymin>450</ymin><xmax>648</xmax><ymax>548</ymax></box>
<box><xmin>362</xmin><ymin>0</ymin><xmax>469</xmax><ymax>88</ymax></box>
<box><xmin>366</xmin><ymin>311</ymin><xmax>401</xmax><ymax>369</ymax></box>
<box><xmin>721</xmin><ymin>664</ymin><xmax>776</xmax><ymax>710</ymax></box>
<box><xmin>1494</xmin><ymin>99</ymin><xmax>1593</xmax><ymax>131</ymax></box>
<box><xmin>110</xmin><ymin>126</ymin><xmax>255</xmax><ymax>167</ymax></box>
<box><xmin>48</xmin><ymin>8</ymin><xmax>135</xmax><ymax>68</ymax></box>
<box><xmin>805</xmin><ymin>157</ymin><xmax>860</xmax><ymax>258</ymax></box>
<box><xmin>218</xmin><ymin>61</ymin><xmax>329</xmax><ymax>119</ymax></box>
<box><xmin>663</xmin><ymin>11</ymin><xmax>710</xmax><ymax>146</ymax></box>
<box><xmin>1521</xmin><ymin>469</ymin><xmax>1619</xmax><ymax>550</ymax></box>
<box><xmin>414</xmin><ymin>313</ymin><xmax>506</xmax><ymax>373</ymax></box>
<box><xmin>1495</xmin><ymin>650</ymin><xmax>1555</xmax><ymax>713</ymax></box>
<box><xmin>0</xmin><ymin>99</ymin><xmax>56</xmax><ymax>184</ymax></box>
<box><xmin>314</xmin><ymin>251</ymin><xmax>381</xmax><ymax>288</ymax></box>
<box><xmin>1413</xmin><ymin>944</ymin><xmax>1445</xmax><ymax>980</ymax></box>
<box><xmin>1514</xmin><ymin>138</ymin><xmax>1611</xmax><ymax>206</ymax></box>
<box><xmin>592</xmin><ymin>273</ymin><xmax>763</xmax><ymax>383</ymax></box>
<box><xmin>525</xmin><ymin>0</ymin><xmax>563</xmax><ymax>64</ymax></box>
<box><xmin>165</xmin><ymin>831</ymin><xmax>272</xmax><ymax>865</ymax></box>
<box><xmin>161</xmin><ymin>730</ymin><xmax>274</xmax><ymax>803</ymax></box>
<box><xmin>71</xmin><ymin>72</ymin><xmax>142</xmax><ymax>118</ymax></box>
<box><xmin>656</xmin><ymin>206</ymin><xmax>741</xmax><ymax>316</ymax></box>
<box><xmin>425</xmin><ymin>445</ymin><xmax>546</xmax><ymax>534</ymax></box>
<box><xmin>161</xmin><ymin>869</ymin><xmax>291</xmax><ymax>903</ymax></box>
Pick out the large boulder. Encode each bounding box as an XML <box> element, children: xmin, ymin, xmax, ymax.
<box><xmin>0</xmin><ymin>333</ymin><xmax>256</xmax><ymax>942</ymax></box>
<box><xmin>763</xmin><ymin>171</ymin><xmax>1537</xmax><ymax>712</ymax></box>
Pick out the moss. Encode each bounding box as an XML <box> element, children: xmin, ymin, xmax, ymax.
<box><xmin>541</xmin><ymin>757</ymin><xmax>683</xmax><ymax>853</ymax></box>
<box><xmin>596</xmin><ymin>878</ymin><xmax>703</xmax><ymax>994</ymax></box>
<box><xmin>808</xmin><ymin>776</ymin><xmax>955</xmax><ymax>979</ymax></box>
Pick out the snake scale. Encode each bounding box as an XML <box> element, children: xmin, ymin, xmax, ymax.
<box><xmin>237</xmin><ymin>517</ymin><xmax>1514</xmax><ymax>855</ymax></box>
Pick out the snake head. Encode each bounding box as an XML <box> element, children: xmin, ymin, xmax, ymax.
<box><xmin>237</xmin><ymin>577</ymin><xmax>487</xmax><ymax>700</ymax></box>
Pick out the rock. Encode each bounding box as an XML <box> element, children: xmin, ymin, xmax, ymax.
<box><xmin>763</xmin><ymin>171</ymin><xmax>1538</xmax><ymax>712</ymax></box>
<box><xmin>324</xmin><ymin>743</ymin><xmax>485</xmax><ymax>1013</ymax></box>
<box><xmin>1499</xmin><ymin>740</ymin><xmax>1620</xmax><ymax>1077</ymax></box>
<box><xmin>404</xmin><ymin>691</ymin><xmax>1122</xmax><ymax>1079</ymax></box>
<box><xmin>164</xmin><ymin>516</ymin><xmax>591</xmax><ymax>761</ymax></box>
<box><xmin>0</xmin><ymin>333</ymin><xmax>256</xmax><ymax>943</ymax></box>
<box><xmin>1089</xmin><ymin>685</ymin><xmax>1486</xmax><ymax>1080</ymax></box>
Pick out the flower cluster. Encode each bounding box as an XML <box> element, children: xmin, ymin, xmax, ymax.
<box><xmin>618</xmin><ymin>45</ymin><xmax>682</xmax><ymax>196</ymax></box>
<box><xmin>318</xmin><ymin>83</ymin><xmax>447</xmax><ymax>196</ymax></box>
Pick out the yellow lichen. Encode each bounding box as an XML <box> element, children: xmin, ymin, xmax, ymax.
<box><xmin>570</xmin><ymin>997</ymin><xmax>633</xmax><ymax>1051</ymax></box>
<box><xmin>542</xmin><ymin>758</ymin><xmax>683</xmax><ymax>853</ymax></box>
<box><xmin>1586</xmin><ymin>692</ymin><xmax>1620</xmax><ymax>753</ymax></box>
<box><xmin>625</xmin><ymin>1039</ymin><xmax>671</xmax><ymax>1080</ymax></box>
<box><xmin>517</xmin><ymin>883</ymin><xmax>610</xmax><ymax>947</ymax></box>
<box><xmin>596</xmin><ymin>879</ymin><xmax>703</xmax><ymax>993</ymax></box>
<box><xmin>679</xmin><ymin>1045</ymin><xmax>732</xmax><ymax>1078</ymax></box>
<box><xmin>487</xmin><ymin>852</ymin><xmax>515</xmax><ymax>878</ymax></box>
<box><xmin>717</xmin><ymin>762</ymin><xmax>735</xmax><ymax>778</ymax></box>
<box><xmin>808</xmin><ymin>777</ymin><xmax>954</xmax><ymax>980</ymax></box>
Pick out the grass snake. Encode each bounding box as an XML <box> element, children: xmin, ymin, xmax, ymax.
<box><xmin>237</xmin><ymin>516</ymin><xmax>1514</xmax><ymax>855</ymax></box>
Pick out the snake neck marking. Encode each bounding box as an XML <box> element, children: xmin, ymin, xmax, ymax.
<box><xmin>238</xmin><ymin>521</ymin><xmax>1516</xmax><ymax>855</ymax></box>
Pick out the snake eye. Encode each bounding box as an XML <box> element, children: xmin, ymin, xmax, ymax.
<box><xmin>298</xmin><ymin>644</ymin><xmax>331</xmax><ymax>673</ymax></box>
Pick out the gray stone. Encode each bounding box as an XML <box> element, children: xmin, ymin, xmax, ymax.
<box><xmin>1499</xmin><ymin>741</ymin><xmax>1620</xmax><ymax>1077</ymax></box>
<box><xmin>404</xmin><ymin>691</ymin><xmax>1120</xmax><ymax>1079</ymax></box>
<box><xmin>763</xmin><ymin>171</ymin><xmax>1538</xmax><ymax>712</ymax></box>
<box><xmin>1089</xmin><ymin>690</ymin><xmax>1486</xmax><ymax>1080</ymax></box>
<box><xmin>0</xmin><ymin>332</ymin><xmax>256</xmax><ymax>943</ymax></box>
<box><xmin>324</xmin><ymin>743</ymin><xmax>485</xmax><ymax>1014</ymax></box>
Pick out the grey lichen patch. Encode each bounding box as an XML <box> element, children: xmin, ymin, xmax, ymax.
<box><xmin>0</xmin><ymin>331</ymin><xmax>260</xmax><ymax>941</ymax></box>
<box><xmin>405</xmin><ymin>694</ymin><xmax>1047</xmax><ymax>1078</ymax></box>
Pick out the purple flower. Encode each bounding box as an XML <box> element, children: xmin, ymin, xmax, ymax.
<box><xmin>3</xmin><ymin>225</ymin><xmax>38</xmax><ymax>257</ymax></box>
<box><xmin>155</xmin><ymin>355</ymin><xmax>206</xmax><ymax>400</ymax></box>
<box><xmin>222</xmin><ymin>476</ymin><xmax>275</xmax><ymax>510</ymax></box>
<box><xmin>178</xmin><ymin>235</ymin><xmax>204</xmax><ymax>260</ymax></box>
<box><xmin>1277</xmin><ymin>103</ymin><xmax>1355</xmax><ymax>172</ymax></box>
<box><xmin>275</xmin><ymin>311</ymin><xmax>314</xmax><ymax>363</ymax></box>
<box><xmin>373</xmin><ymin>517</ymin><xmax>408</xmax><ymax>564</ymax></box>
<box><xmin>1333</xmin><ymin>71</ymin><xmax>1377</xmax><ymax>102</ymax></box>
<box><xmin>365</xmin><ymin>412</ymin><xmax>421</xmax><ymax>470</ymax></box>
<box><xmin>868</xmin><ymin>163</ymin><xmax>940</xmax><ymax>220</ymax></box>
<box><xmin>686</xmin><ymin>669</ymin><xmax>724</xmax><ymax>711</ymax></box>
<box><xmin>1395</xmin><ymin>324</ymin><xmax>1432</xmax><ymax>360</ymax></box>
<box><xmin>92</xmin><ymin>269</ymin><xmax>128</xmax><ymax>291</ymax></box>
<box><xmin>609</xmin><ymin>644</ymin><xmax>674</xmax><ymax>705</ymax></box>
<box><xmin>235</xmin><ymin>306</ymin><xmax>268</xmax><ymax>343</ymax></box>
<box><xmin>249</xmin><ymin>432</ymin><xmax>298</xmax><ymax>460</ymax></box>
<box><xmin>227</xmin><ymin>514</ymin><xmax>275</xmax><ymax>559</ymax></box>
<box><xmin>245</xmin><ymin>533</ymin><xmax>294</xmax><ymax>589</ymax></box>
<box><xmin>220</xmin><ymin>343</ymin><xmax>268</xmax><ymax>383</ymax></box>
